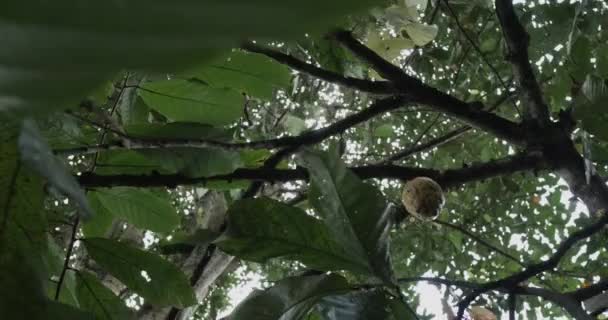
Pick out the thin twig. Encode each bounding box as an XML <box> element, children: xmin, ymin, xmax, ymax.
<box><xmin>435</xmin><ymin>220</ymin><xmax>524</xmax><ymax>267</ymax></box>
<box><xmin>56</xmin><ymin>96</ymin><xmax>409</xmax><ymax>155</ymax></box>
<box><xmin>54</xmin><ymin>217</ymin><xmax>80</xmax><ymax>300</ymax></box>
<box><xmin>441</xmin><ymin>0</ymin><xmax>521</xmax><ymax>116</ymax></box>
<box><xmin>55</xmin><ymin>74</ymin><xmax>130</xmax><ymax>299</ymax></box>
<box><xmin>380</xmin><ymin>93</ymin><xmax>512</xmax><ymax>163</ymax></box>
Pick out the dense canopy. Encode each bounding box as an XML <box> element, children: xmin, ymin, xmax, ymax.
<box><xmin>1</xmin><ymin>0</ymin><xmax>608</xmax><ymax>319</ymax></box>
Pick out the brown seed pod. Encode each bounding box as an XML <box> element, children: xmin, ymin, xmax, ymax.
<box><xmin>401</xmin><ymin>177</ymin><xmax>445</xmax><ymax>221</ymax></box>
<box><xmin>469</xmin><ymin>306</ymin><xmax>497</xmax><ymax>320</ymax></box>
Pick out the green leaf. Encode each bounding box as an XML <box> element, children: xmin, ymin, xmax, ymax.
<box><xmin>367</xmin><ymin>33</ymin><xmax>415</xmax><ymax>62</ymax></box>
<box><xmin>404</xmin><ymin>0</ymin><xmax>427</xmax><ymax>10</ymax></box>
<box><xmin>299</xmin><ymin>146</ymin><xmax>394</xmax><ymax>284</ymax></box>
<box><xmin>283</xmin><ymin>115</ymin><xmax>307</xmax><ymax>135</ymax></box>
<box><xmin>568</xmin><ymin>36</ymin><xmax>593</xmax><ymax>80</ymax></box>
<box><xmin>596</xmin><ymin>43</ymin><xmax>608</xmax><ymax>78</ymax></box>
<box><xmin>119</xmin><ymin>96</ymin><xmax>150</xmax><ymax>126</ymax></box>
<box><xmin>46</xmin><ymin>301</ymin><xmax>95</xmax><ymax>320</ymax></box>
<box><xmin>125</xmin><ymin>122</ymin><xmax>234</xmax><ymax>141</ymax></box>
<box><xmin>446</xmin><ymin>232</ymin><xmax>463</xmax><ymax>252</ymax></box>
<box><xmin>82</xmin><ymin>192</ymin><xmax>115</xmax><ymax>238</ymax></box>
<box><xmin>374</xmin><ymin>124</ymin><xmax>395</xmax><ymax>138</ymax></box>
<box><xmin>83</xmin><ymin>238</ymin><xmax>196</xmax><ymax>308</ymax></box>
<box><xmin>183</xmin><ymin>51</ymin><xmax>292</xmax><ymax>100</ymax></box>
<box><xmin>0</xmin><ymin>0</ymin><xmax>377</xmax><ymax>114</ymax></box>
<box><xmin>384</xmin><ymin>5</ymin><xmax>418</xmax><ymax>25</ymax></box>
<box><xmin>216</xmin><ymin>198</ymin><xmax>371</xmax><ymax>273</ymax></box>
<box><xmin>316</xmin><ymin>290</ymin><xmax>391</xmax><ymax>320</ymax></box>
<box><xmin>159</xmin><ymin>229</ymin><xmax>220</xmax><ymax>255</ymax></box>
<box><xmin>404</xmin><ymin>22</ymin><xmax>438</xmax><ymax>46</ymax></box>
<box><xmin>91</xmin><ymin>188</ymin><xmax>179</xmax><ymax>233</ymax></box>
<box><xmin>229</xmin><ymin>274</ymin><xmax>351</xmax><ymax>320</ymax></box>
<box><xmin>388</xmin><ymin>297</ymin><xmax>417</xmax><ymax>320</ymax></box>
<box><xmin>76</xmin><ymin>271</ymin><xmax>135</xmax><ymax>320</ymax></box>
<box><xmin>139</xmin><ymin>79</ymin><xmax>244</xmax><ymax>126</ymax></box>
<box><xmin>137</xmin><ymin>147</ymin><xmax>242</xmax><ymax>178</ymax></box>
<box><xmin>18</xmin><ymin>119</ymin><xmax>93</xmax><ymax>220</ymax></box>
<box><xmin>573</xmin><ymin>75</ymin><xmax>608</xmax><ymax>140</ymax></box>
<box><xmin>95</xmin><ymin>150</ymin><xmax>160</xmax><ymax>175</ymax></box>
<box><xmin>45</xmin><ymin>237</ymin><xmax>79</xmax><ymax>307</ymax></box>
<box><xmin>240</xmin><ymin>149</ymin><xmax>272</xmax><ymax>168</ymax></box>
<box><xmin>308</xmin><ymin>37</ymin><xmax>349</xmax><ymax>74</ymax></box>
<box><xmin>0</xmin><ymin>119</ymin><xmax>49</xmax><ymax>317</ymax></box>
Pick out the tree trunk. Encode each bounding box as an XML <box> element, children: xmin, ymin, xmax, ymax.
<box><xmin>138</xmin><ymin>191</ymin><xmax>234</xmax><ymax>320</ymax></box>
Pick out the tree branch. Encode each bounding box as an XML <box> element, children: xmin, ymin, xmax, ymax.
<box><xmin>54</xmin><ymin>217</ymin><xmax>80</xmax><ymax>301</ymax></box>
<box><xmin>399</xmin><ymin>277</ymin><xmax>592</xmax><ymax>320</ymax></box>
<box><xmin>331</xmin><ymin>30</ymin><xmax>525</xmax><ymax>144</ymax></box>
<box><xmin>381</xmin><ymin>93</ymin><xmax>513</xmax><ymax>164</ymax></box>
<box><xmin>456</xmin><ymin>214</ymin><xmax>608</xmax><ymax>319</ymax></box>
<box><xmin>568</xmin><ymin>278</ymin><xmax>608</xmax><ymax>302</ymax></box>
<box><xmin>56</xmin><ymin>96</ymin><xmax>408</xmax><ymax>156</ymax></box>
<box><xmin>441</xmin><ymin>0</ymin><xmax>521</xmax><ymax>116</ymax></box>
<box><xmin>495</xmin><ymin>0</ymin><xmax>550</xmax><ymax>124</ymax></box>
<box><xmin>78</xmin><ymin>152</ymin><xmax>546</xmax><ymax>189</ymax></box>
<box><xmin>242</xmin><ymin>42</ymin><xmax>395</xmax><ymax>95</ymax></box>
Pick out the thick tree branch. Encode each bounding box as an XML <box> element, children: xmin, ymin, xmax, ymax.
<box><xmin>242</xmin><ymin>42</ymin><xmax>395</xmax><ymax>94</ymax></box>
<box><xmin>456</xmin><ymin>214</ymin><xmax>608</xmax><ymax>319</ymax></box>
<box><xmin>56</xmin><ymin>96</ymin><xmax>407</xmax><ymax>156</ymax></box>
<box><xmin>78</xmin><ymin>152</ymin><xmax>546</xmax><ymax>189</ymax></box>
<box><xmin>331</xmin><ymin>30</ymin><xmax>525</xmax><ymax>144</ymax></box>
<box><xmin>568</xmin><ymin>279</ymin><xmax>608</xmax><ymax>302</ymax></box>
<box><xmin>241</xmin><ymin>146</ymin><xmax>299</xmax><ymax>199</ymax></box>
<box><xmin>495</xmin><ymin>0</ymin><xmax>550</xmax><ymax>124</ymax></box>
<box><xmin>540</xmin><ymin>126</ymin><xmax>608</xmax><ymax>216</ymax></box>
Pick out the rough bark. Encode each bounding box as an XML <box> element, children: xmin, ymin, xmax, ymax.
<box><xmin>138</xmin><ymin>191</ymin><xmax>234</xmax><ymax>320</ymax></box>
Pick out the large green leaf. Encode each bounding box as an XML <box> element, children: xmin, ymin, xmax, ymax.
<box><xmin>366</xmin><ymin>33</ymin><xmax>415</xmax><ymax>62</ymax></box>
<box><xmin>0</xmin><ymin>119</ymin><xmax>49</xmax><ymax>317</ymax></box>
<box><xmin>91</xmin><ymin>188</ymin><xmax>179</xmax><ymax>233</ymax></box>
<box><xmin>404</xmin><ymin>23</ymin><xmax>438</xmax><ymax>46</ymax></box>
<box><xmin>83</xmin><ymin>238</ymin><xmax>196</xmax><ymax>308</ymax></box>
<box><xmin>18</xmin><ymin>119</ymin><xmax>92</xmax><ymax>220</ymax></box>
<box><xmin>45</xmin><ymin>301</ymin><xmax>95</xmax><ymax>320</ymax></box>
<box><xmin>229</xmin><ymin>274</ymin><xmax>351</xmax><ymax>320</ymax></box>
<box><xmin>95</xmin><ymin>142</ymin><xmax>242</xmax><ymax>178</ymax></box>
<box><xmin>139</xmin><ymin>79</ymin><xmax>244</xmax><ymax>126</ymax></box>
<box><xmin>94</xmin><ymin>150</ymin><xmax>160</xmax><ymax>175</ymax></box>
<box><xmin>299</xmin><ymin>147</ymin><xmax>394</xmax><ymax>284</ymax></box>
<box><xmin>76</xmin><ymin>271</ymin><xmax>135</xmax><ymax>320</ymax></box>
<box><xmin>183</xmin><ymin>51</ymin><xmax>292</xmax><ymax>100</ymax></box>
<box><xmin>137</xmin><ymin>147</ymin><xmax>242</xmax><ymax>178</ymax></box>
<box><xmin>0</xmin><ymin>0</ymin><xmax>378</xmax><ymax>114</ymax></box>
<box><xmin>316</xmin><ymin>290</ymin><xmax>391</xmax><ymax>320</ymax></box>
<box><xmin>216</xmin><ymin>198</ymin><xmax>371</xmax><ymax>274</ymax></box>
<box><xmin>124</xmin><ymin>122</ymin><xmax>234</xmax><ymax>141</ymax></box>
